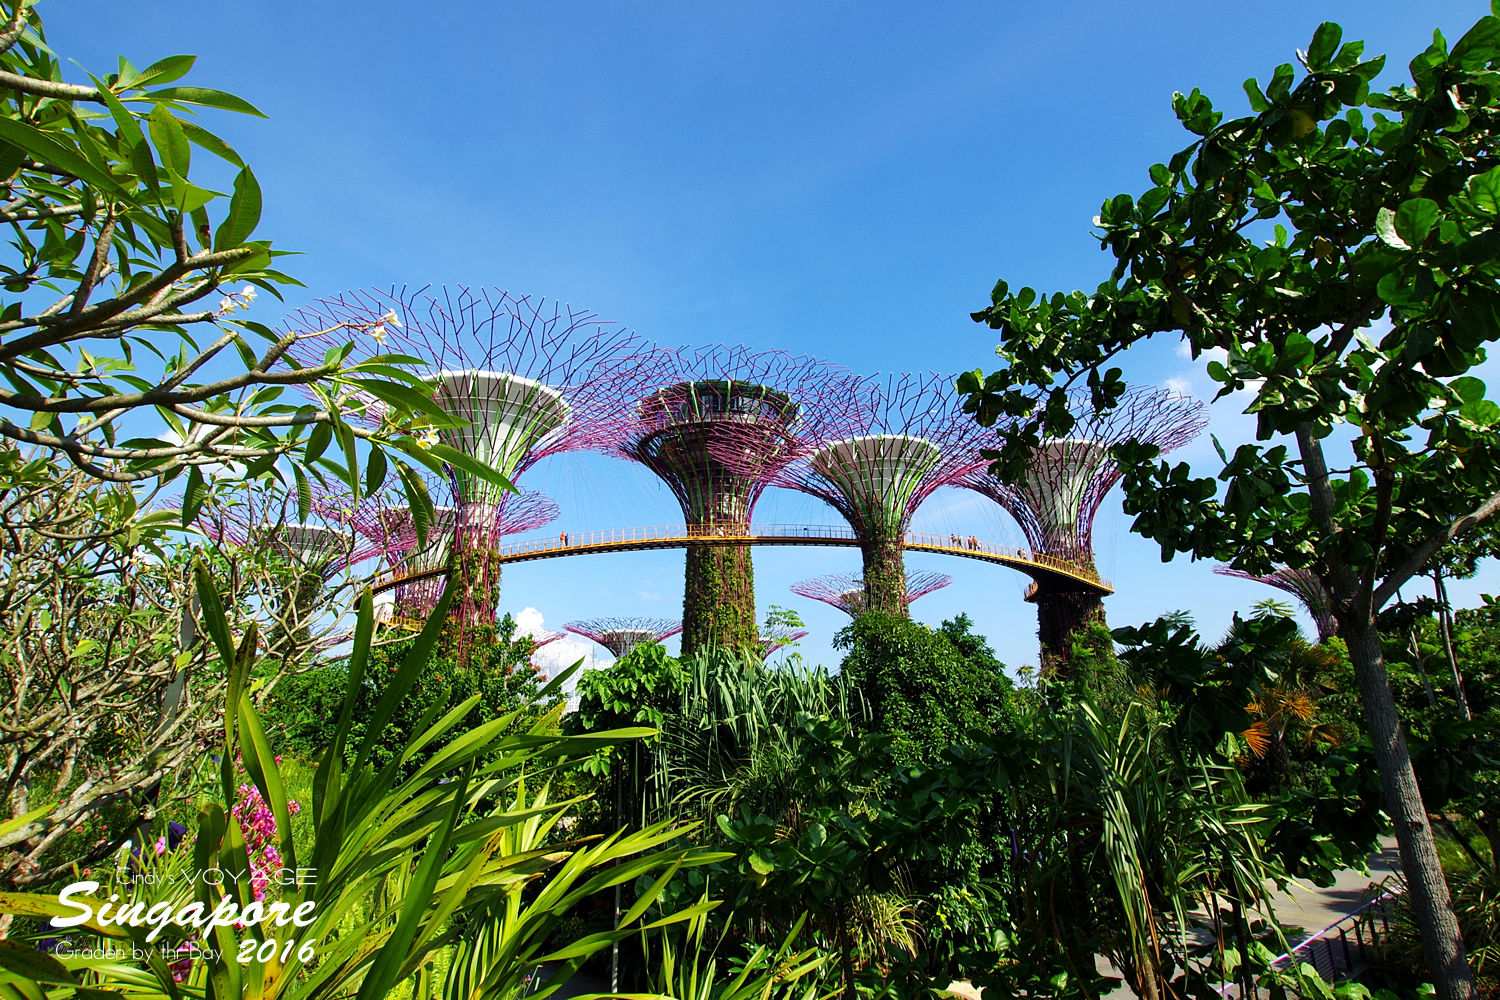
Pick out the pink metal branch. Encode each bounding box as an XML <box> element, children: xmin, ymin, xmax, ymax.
<box><xmin>790</xmin><ymin>569</ymin><xmax>953</xmax><ymax>616</ymax></box>
<box><xmin>584</xmin><ymin>344</ymin><xmax>872</xmax><ymax>526</ymax></box>
<box><xmin>198</xmin><ymin>484</ymin><xmax>372</xmax><ymax>579</ymax></box>
<box><xmin>564</xmin><ymin>616</ymin><xmax>684</xmax><ymax>657</ymax></box>
<box><xmin>758</xmin><ymin>625</ymin><xmax>809</xmax><ymax>656</ymax></box>
<box><xmin>958</xmin><ymin>385</ymin><xmax>1207</xmax><ymax>563</ymax></box>
<box><xmin>1214</xmin><ymin>565</ymin><xmax>1337</xmax><ymax>641</ymax></box>
<box><xmin>282</xmin><ymin>285</ymin><xmax>677</xmax><ymax>485</ymax></box>
<box><xmin>736</xmin><ymin>371</ymin><xmax>995</xmax><ymax>536</ymax></box>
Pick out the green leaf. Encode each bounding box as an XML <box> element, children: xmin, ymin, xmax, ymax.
<box><xmin>1306</xmin><ymin>22</ymin><xmax>1343</xmax><ymax>69</ymax></box>
<box><xmin>180</xmin><ymin>465</ymin><xmax>205</xmax><ymax>524</ymax></box>
<box><xmin>213</xmin><ymin>166</ymin><xmax>262</xmax><ymax>249</ymax></box>
<box><xmin>1242</xmin><ymin>78</ymin><xmax>1269</xmax><ymax>112</ymax></box>
<box><xmin>1375</xmin><ymin>207</ymin><xmax>1409</xmax><ymax>249</ymax></box>
<box><xmin>236</xmin><ymin>694</ymin><xmax>296</xmax><ymax>871</ymax></box>
<box><xmin>1463</xmin><ymin>164</ymin><xmax>1500</xmax><ymax>215</ymax></box>
<box><xmin>0</xmin><ymin>118</ymin><xmax>125</xmax><ymax>196</ymax></box>
<box><xmin>130</xmin><ymin>54</ymin><xmax>196</xmax><ymax>89</ymax></box>
<box><xmin>426</xmin><ymin>442</ymin><xmax>514</xmax><ymax>496</ymax></box>
<box><xmin>0</xmin><ymin>940</ymin><xmax>77</xmax><ymax>985</ymax></box>
<box><xmin>364</xmin><ymin>442</ymin><xmax>387</xmax><ymax>495</ymax></box>
<box><xmin>1393</xmin><ymin>198</ymin><xmax>1439</xmax><ymax>248</ymax></box>
<box><xmin>1450</xmin><ymin>376</ymin><xmax>1487</xmax><ymax>404</ymax></box>
<box><xmin>192</xmin><ymin>560</ymin><xmax>235</xmax><ymax>670</ymax></box>
<box><xmin>141</xmin><ymin>86</ymin><xmax>267</xmax><ymax>117</ymax></box>
<box><xmin>293</xmin><ymin>465</ymin><xmax>313</xmax><ymax>523</ymax></box>
<box><xmin>147</xmin><ymin>105</ymin><xmax>190</xmax><ymax>177</ymax></box>
<box><xmin>175</xmin><ymin>119</ymin><xmax>245</xmax><ymax>168</ymax></box>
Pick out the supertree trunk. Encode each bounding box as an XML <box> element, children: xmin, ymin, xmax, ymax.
<box><xmin>858</xmin><ymin>531</ymin><xmax>908</xmax><ymax>618</ymax></box>
<box><xmin>439</xmin><ymin>506</ymin><xmax>504</xmax><ymax>660</ymax></box>
<box><xmin>1036</xmin><ymin>588</ymin><xmax>1108</xmax><ymax>678</ymax></box>
<box><xmin>681</xmin><ymin>539</ymin><xmax>757</xmax><ymax>656</ymax></box>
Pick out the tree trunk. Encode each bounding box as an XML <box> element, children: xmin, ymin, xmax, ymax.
<box><xmin>1432</xmin><ymin>571</ymin><xmax>1472</xmax><ymax>721</ymax></box>
<box><xmin>681</xmin><ymin>541</ymin><xmax>756</xmax><ymax>656</ymax></box>
<box><xmin>1408</xmin><ymin>627</ymin><xmax>1439</xmax><ymax>708</ymax></box>
<box><xmin>1036</xmin><ymin>590</ymin><xmax>1107</xmax><ymax>678</ymax></box>
<box><xmin>859</xmin><ymin>532</ymin><xmax>907</xmax><ymax>618</ymax></box>
<box><xmin>1342</xmin><ymin>614</ymin><xmax>1474</xmax><ymax>999</ymax></box>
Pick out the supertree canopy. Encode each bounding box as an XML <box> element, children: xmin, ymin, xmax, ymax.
<box><xmin>757</xmin><ymin>624</ymin><xmax>809</xmax><ymax>657</ymax></box>
<box><xmin>958</xmin><ymin>385</ymin><xmax>1208</xmax><ymax>675</ymax></box>
<box><xmin>286</xmin><ymin>286</ymin><xmax>665</xmax><ymax>631</ymax></box>
<box><xmin>1215</xmin><ymin>565</ymin><xmax>1336</xmax><ymax>642</ymax></box>
<box><xmin>200</xmin><ymin>488</ymin><xmax>364</xmax><ymax>581</ymax></box>
<box><xmin>755</xmin><ymin>372</ymin><xmax>990</xmax><ymax>615</ymax></box>
<box><xmin>564</xmin><ymin>617</ymin><xmax>684</xmax><ymax>658</ymax></box>
<box><xmin>589</xmin><ymin>345</ymin><xmax>868</xmax><ymax>655</ymax></box>
<box><xmin>790</xmin><ymin>568</ymin><xmax>953</xmax><ymax>617</ymax></box>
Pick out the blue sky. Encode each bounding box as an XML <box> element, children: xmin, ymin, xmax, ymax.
<box><xmin>43</xmin><ymin>0</ymin><xmax>1500</xmax><ymax>673</ymax></box>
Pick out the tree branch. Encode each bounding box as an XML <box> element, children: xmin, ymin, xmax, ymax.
<box><xmin>1372</xmin><ymin>489</ymin><xmax>1500</xmax><ymax>611</ymax></box>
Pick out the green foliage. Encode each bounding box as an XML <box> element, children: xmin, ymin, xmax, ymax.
<box><xmin>682</xmin><ymin>544</ymin><xmax>757</xmax><ymax>656</ymax></box>
<box><xmin>262</xmin><ymin>613</ymin><xmax>553</xmax><ymax>776</ymax></box>
<box><xmin>0</xmin><ymin>579</ymin><xmax>718</xmax><ymax>1000</ymax></box>
<box><xmin>960</xmin><ymin>16</ymin><xmax>1500</xmax><ymax>993</ymax></box>
<box><xmin>574</xmin><ymin>641</ymin><xmax>689</xmax><ymax>735</ymax></box>
<box><xmin>634</xmin><ymin>909</ymin><xmax>830</xmax><ymax>1000</ymax></box>
<box><xmin>833</xmin><ymin>611</ymin><xmax>1012</xmax><ymax>767</ymax></box>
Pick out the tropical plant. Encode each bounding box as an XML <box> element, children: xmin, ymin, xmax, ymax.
<box><xmin>0</xmin><ymin>576</ymin><xmax>721</xmax><ymax>1000</ymax></box>
<box><xmin>629</xmin><ymin>908</ymin><xmax>832</xmax><ymax>1000</ymax></box>
<box><xmin>833</xmin><ymin>611</ymin><xmax>1011</xmax><ymax>767</ymax></box>
<box><xmin>0</xmin><ymin>464</ymin><xmax>385</xmax><ymax>890</ymax></box>
<box><xmin>959</xmin><ymin>14</ymin><xmax>1500</xmax><ymax>995</ymax></box>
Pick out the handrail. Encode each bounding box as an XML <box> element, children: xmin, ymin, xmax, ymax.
<box><xmin>372</xmin><ymin>523</ymin><xmax>1114</xmax><ymax>595</ymax></box>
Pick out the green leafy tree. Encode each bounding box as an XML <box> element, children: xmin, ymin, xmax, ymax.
<box><xmin>960</xmin><ymin>14</ymin><xmax>1500</xmax><ymax>996</ymax></box>
<box><xmin>0</xmin><ymin>0</ymin><xmax>501</xmax><ymax>510</ymax></box>
<box><xmin>833</xmin><ymin>611</ymin><xmax>1011</xmax><ymax>767</ymax></box>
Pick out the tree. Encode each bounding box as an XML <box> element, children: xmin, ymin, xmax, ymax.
<box><xmin>0</xmin><ymin>465</ymin><xmax>384</xmax><ymax>889</ymax></box>
<box><xmin>959</xmin><ymin>14</ymin><xmax>1500</xmax><ymax>998</ymax></box>
<box><xmin>0</xmin><ymin>0</ymin><xmax>500</xmax><ymax>510</ymax></box>
<box><xmin>833</xmin><ymin>612</ymin><xmax>1011</xmax><ymax>768</ymax></box>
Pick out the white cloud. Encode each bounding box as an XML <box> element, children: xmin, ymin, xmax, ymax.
<box><xmin>512</xmin><ymin>606</ymin><xmax>614</xmax><ymax>696</ymax></box>
<box><xmin>1164</xmin><ymin>376</ymin><xmax>1194</xmax><ymax>395</ymax></box>
<box><xmin>635</xmin><ymin>589</ymin><xmax>663</xmax><ymax>602</ymax></box>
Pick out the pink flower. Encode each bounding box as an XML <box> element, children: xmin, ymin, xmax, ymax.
<box><xmin>154</xmin><ymin>837</ymin><xmax>167</xmax><ymax>856</ymax></box>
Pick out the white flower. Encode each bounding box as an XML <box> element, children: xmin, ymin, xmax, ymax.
<box><xmin>370</xmin><ymin>324</ymin><xmax>388</xmax><ymax>343</ymax></box>
<box><xmin>381</xmin><ymin>309</ymin><xmax>402</xmax><ymax>328</ymax></box>
<box><xmin>416</xmin><ymin>428</ymin><xmax>439</xmax><ymax>449</ymax></box>
<box><xmin>216</xmin><ymin>296</ymin><xmax>235</xmax><ymax>315</ymax></box>
<box><xmin>239</xmin><ymin>285</ymin><xmax>257</xmax><ymax>303</ymax></box>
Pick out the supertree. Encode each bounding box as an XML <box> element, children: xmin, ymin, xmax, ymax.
<box><xmin>587</xmin><ymin>345</ymin><xmax>868</xmax><ymax>655</ymax></box>
<box><xmin>329</xmin><ymin>472</ymin><xmax>560</xmax><ymax>622</ymax></box>
<box><xmin>198</xmin><ymin>486</ymin><xmax>368</xmax><ymax>652</ymax></box>
<box><xmin>285</xmin><ymin>286</ymin><xmax>668</xmax><ymax>635</ymax></box>
<box><xmin>957</xmin><ymin>385</ymin><xmax>1208</xmax><ymax>674</ymax></box>
<box><xmin>757</xmin><ymin>624</ymin><xmax>809</xmax><ymax>657</ymax></box>
<box><xmin>526</xmin><ymin>630</ymin><xmax>566</xmax><ymax>655</ymax></box>
<box><xmin>739</xmin><ymin>372</ymin><xmax>990</xmax><ymax>616</ymax></box>
<box><xmin>1215</xmin><ymin>565</ymin><xmax>1337</xmax><ymax>642</ymax></box>
<box><xmin>564</xmin><ymin>617</ymin><xmax>684</xmax><ymax>658</ymax></box>
<box><xmin>790</xmin><ymin>569</ymin><xmax>953</xmax><ymax>617</ymax></box>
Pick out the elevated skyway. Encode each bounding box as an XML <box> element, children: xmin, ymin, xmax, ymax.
<box><xmin>373</xmin><ymin>523</ymin><xmax>1112</xmax><ymax>598</ymax></box>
